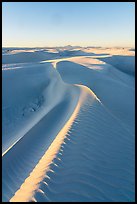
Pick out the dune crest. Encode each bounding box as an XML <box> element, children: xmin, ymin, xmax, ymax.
<box><xmin>2</xmin><ymin>47</ymin><xmax>135</xmax><ymax>202</ymax></box>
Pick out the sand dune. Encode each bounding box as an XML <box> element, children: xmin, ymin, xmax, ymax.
<box><xmin>2</xmin><ymin>47</ymin><xmax>135</xmax><ymax>202</ymax></box>
<box><xmin>97</xmin><ymin>55</ymin><xmax>135</xmax><ymax>76</ymax></box>
<box><xmin>56</xmin><ymin>58</ymin><xmax>134</xmax><ymax>131</ymax></box>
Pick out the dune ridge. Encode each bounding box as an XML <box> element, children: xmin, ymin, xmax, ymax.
<box><xmin>2</xmin><ymin>47</ymin><xmax>135</xmax><ymax>202</ymax></box>
<box><xmin>10</xmin><ymin>85</ymin><xmax>95</xmax><ymax>202</ymax></box>
<box><xmin>11</xmin><ymin>85</ymin><xmax>134</xmax><ymax>202</ymax></box>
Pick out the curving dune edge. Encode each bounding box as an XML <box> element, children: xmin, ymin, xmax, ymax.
<box><xmin>2</xmin><ymin>47</ymin><xmax>135</xmax><ymax>202</ymax></box>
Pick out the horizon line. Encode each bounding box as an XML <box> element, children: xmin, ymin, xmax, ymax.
<box><xmin>2</xmin><ymin>45</ymin><xmax>135</xmax><ymax>49</ymax></box>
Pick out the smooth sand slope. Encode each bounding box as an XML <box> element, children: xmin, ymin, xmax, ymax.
<box><xmin>2</xmin><ymin>47</ymin><xmax>135</xmax><ymax>202</ymax></box>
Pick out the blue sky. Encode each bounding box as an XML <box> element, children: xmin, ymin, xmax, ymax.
<box><xmin>2</xmin><ymin>2</ymin><xmax>135</xmax><ymax>47</ymax></box>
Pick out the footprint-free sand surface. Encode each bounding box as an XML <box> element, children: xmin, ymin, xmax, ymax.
<box><xmin>2</xmin><ymin>47</ymin><xmax>135</xmax><ymax>202</ymax></box>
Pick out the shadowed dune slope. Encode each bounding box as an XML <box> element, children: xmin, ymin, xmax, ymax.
<box><xmin>56</xmin><ymin>60</ymin><xmax>134</xmax><ymax>132</ymax></box>
<box><xmin>97</xmin><ymin>55</ymin><xmax>135</xmax><ymax>76</ymax></box>
<box><xmin>2</xmin><ymin>48</ymin><xmax>135</xmax><ymax>202</ymax></box>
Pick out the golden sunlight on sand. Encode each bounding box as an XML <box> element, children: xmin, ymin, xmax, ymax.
<box><xmin>10</xmin><ymin>86</ymin><xmax>96</xmax><ymax>202</ymax></box>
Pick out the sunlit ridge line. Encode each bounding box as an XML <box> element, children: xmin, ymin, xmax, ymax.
<box><xmin>10</xmin><ymin>86</ymin><xmax>91</xmax><ymax>202</ymax></box>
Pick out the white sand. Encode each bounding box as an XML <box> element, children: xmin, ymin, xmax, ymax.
<box><xmin>2</xmin><ymin>47</ymin><xmax>135</xmax><ymax>202</ymax></box>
